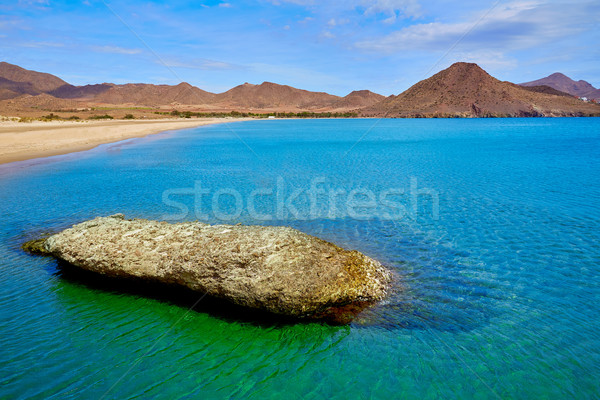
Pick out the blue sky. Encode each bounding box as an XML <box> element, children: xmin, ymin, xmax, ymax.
<box><xmin>1</xmin><ymin>0</ymin><xmax>598</xmax><ymax>95</ymax></box>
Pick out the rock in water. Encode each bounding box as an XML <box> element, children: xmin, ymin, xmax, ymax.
<box><xmin>26</xmin><ymin>215</ymin><xmax>391</xmax><ymax>321</ymax></box>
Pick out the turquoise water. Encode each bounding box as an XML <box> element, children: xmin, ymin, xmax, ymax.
<box><xmin>1</xmin><ymin>118</ymin><xmax>599</xmax><ymax>398</ymax></box>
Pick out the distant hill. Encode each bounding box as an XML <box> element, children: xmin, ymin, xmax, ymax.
<box><xmin>213</xmin><ymin>82</ymin><xmax>341</xmax><ymax>110</ymax></box>
<box><xmin>0</xmin><ymin>62</ymin><xmax>356</xmax><ymax>110</ymax></box>
<box><xmin>331</xmin><ymin>90</ymin><xmax>386</xmax><ymax>110</ymax></box>
<box><xmin>520</xmin><ymin>73</ymin><xmax>600</xmax><ymax>100</ymax></box>
<box><xmin>0</xmin><ymin>61</ymin><xmax>217</xmax><ymax>106</ymax></box>
<box><xmin>0</xmin><ymin>77</ymin><xmax>42</xmax><ymax>99</ymax></box>
<box><xmin>520</xmin><ymin>85</ymin><xmax>573</xmax><ymax>98</ymax></box>
<box><xmin>0</xmin><ymin>88</ymin><xmax>21</xmax><ymax>101</ymax></box>
<box><xmin>0</xmin><ymin>61</ymin><xmax>68</xmax><ymax>94</ymax></box>
<box><xmin>48</xmin><ymin>83</ymin><xmax>114</xmax><ymax>100</ymax></box>
<box><xmin>1</xmin><ymin>60</ymin><xmax>598</xmax><ymax>117</ymax></box>
<box><xmin>363</xmin><ymin>62</ymin><xmax>600</xmax><ymax>117</ymax></box>
<box><xmin>91</xmin><ymin>82</ymin><xmax>216</xmax><ymax>106</ymax></box>
<box><xmin>1</xmin><ymin>93</ymin><xmax>82</xmax><ymax>111</ymax></box>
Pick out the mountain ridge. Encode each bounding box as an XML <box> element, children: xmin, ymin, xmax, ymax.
<box><xmin>1</xmin><ymin>61</ymin><xmax>598</xmax><ymax>117</ymax></box>
<box><xmin>363</xmin><ymin>63</ymin><xmax>599</xmax><ymax>117</ymax></box>
<box><xmin>0</xmin><ymin>61</ymin><xmax>68</xmax><ymax>93</ymax></box>
<box><xmin>0</xmin><ymin>62</ymin><xmax>383</xmax><ymax>111</ymax></box>
<box><xmin>520</xmin><ymin>72</ymin><xmax>600</xmax><ymax>100</ymax></box>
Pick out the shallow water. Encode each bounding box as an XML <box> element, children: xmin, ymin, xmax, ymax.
<box><xmin>1</xmin><ymin>118</ymin><xmax>599</xmax><ymax>398</ymax></box>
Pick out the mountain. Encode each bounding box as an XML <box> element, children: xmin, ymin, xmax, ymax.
<box><xmin>0</xmin><ymin>77</ymin><xmax>42</xmax><ymax>100</ymax></box>
<box><xmin>1</xmin><ymin>93</ymin><xmax>82</xmax><ymax>111</ymax></box>
<box><xmin>1</xmin><ymin>61</ymin><xmax>598</xmax><ymax>117</ymax></box>
<box><xmin>0</xmin><ymin>61</ymin><xmax>68</xmax><ymax>94</ymax></box>
<box><xmin>48</xmin><ymin>83</ymin><xmax>114</xmax><ymax>100</ymax></box>
<box><xmin>0</xmin><ymin>89</ymin><xmax>21</xmax><ymax>101</ymax></box>
<box><xmin>363</xmin><ymin>62</ymin><xmax>600</xmax><ymax>117</ymax></box>
<box><xmin>213</xmin><ymin>82</ymin><xmax>341</xmax><ymax>110</ymax></box>
<box><xmin>520</xmin><ymin>85</ymin><xmax>573</xmax><ymax>98</ymax></box>
<box><xmin>520</xmin><ymin>73</ymin><xmax>600</xmax><ymax>100</ymax></box>
<box><xmin>331</xmin><ymin>90</ymin><xmax>386</xmax><ymax>110</ymax></box>
<box><xmin>0</xmin><ymin>61</ymin><xmax>108</xmax><ymax>101</ymax></box>
<box><xmin>0</xmin><ymin>61</ymin><xmax>217</xmax><ymax>106</ymax></box>
<box><xmin>91</xmin><ymin>82</ymin><xmax>216</xmax><ymax>106</ymax></box>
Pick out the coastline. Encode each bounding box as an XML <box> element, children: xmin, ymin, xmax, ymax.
<box><xmin>0</xmin><ymin>118</ymin><xmax>248</xmax><ymax>165</ymax></box>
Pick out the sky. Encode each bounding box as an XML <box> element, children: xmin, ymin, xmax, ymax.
<box><xmin>1</xmin><ymin>0</ymin><xmax>599</xmax><ymax>96</ymax></box>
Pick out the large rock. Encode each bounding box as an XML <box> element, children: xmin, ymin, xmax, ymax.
<box><xmin>26</xmin><ymin>215</ymin><xmax>391</xmax><ymax>321</ymax></box>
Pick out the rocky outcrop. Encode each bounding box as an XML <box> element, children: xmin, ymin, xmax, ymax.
<box><xmin>25</xmin><ymin>215</ymin><xmax>391</xmax><ymax>321</ymax></box>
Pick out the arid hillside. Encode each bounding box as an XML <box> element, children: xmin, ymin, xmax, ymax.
<box><xmin>1</xmin><ymin>61</ymin><xmax>598</xmax><ymax>119</ymax></box>
<box><xmin>363</xmin><ymin>63</ymin><xmax>600</xmax><ymax>117</ymax></box>
<box><xmin>212</xmin><ymin>82</ymin><xmax>340</xmax><ymax>110</ymax></box>
<box><xmin>521</xmin><ymin>73</ymin><xmax>600</xmax><ymax>100</ymax></box>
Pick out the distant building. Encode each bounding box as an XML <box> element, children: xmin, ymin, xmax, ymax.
<box><xmin>579</xmin><ymin>97</ymin><xmax>589</xmax><ymax>102</ymax></box>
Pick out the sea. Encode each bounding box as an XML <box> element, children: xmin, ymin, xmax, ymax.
<box><xmin>0</xmin><ymin>118</ymin><xmax>599</xmax><ymax>399</ymax></box>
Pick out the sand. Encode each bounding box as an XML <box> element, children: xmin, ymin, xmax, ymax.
<box><xmin>0</xmin><ymin>118</ymin><xmax>246</xmax><ymax>165</ymax></box>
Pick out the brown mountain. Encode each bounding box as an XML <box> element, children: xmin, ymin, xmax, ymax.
<box><xmin>0</xmin><ymin>62</ymin><xmax>116</xmax><ymax>101</ymax></box>
<box><xmin>2</xmin><ymin>61</ymin><xmax>599</xmax><ymax>117</ymax></box>
<box><xmin>0</xmin><ymin>88</ymin><xmax>21</xmax><ymax>101</ymax></box>
<box><xmin>48</xmin><ymin>83</ymin><xmax>114</xmax><ymax>100</ymax></box>
<box><xmin>0</xmin><ymin>61</ymin><xmax>68</xmax><ymax>94</ymax></box>
<box><xmin>213</xmin><ymin>82</ymin><xmax>340</xmax><ymax>110</ymax></box>
<box><xmin>520</xmin><ymin>85</ymin><xmax>573</xmax><ymax>98</ymax></box>
<box><xmin>90</xmin><ymin>82</ymin><xmax>216</xmax><ymax>106</ymax></box>
<box><xmin>364</xmin><ymin>62</ymin><xmax>600</xmax><ymax>117</ymax></box>
<box><xmin>1</xmin><ymin>93</ymin><xmax>81</xmax><ymax>111</ymax></box>
<box><xmin>0</xmin><ymin>61</ymin><xmax>217</xmax><ymax>106</ymax></box>
<box><xmin>0</xmin><ymin>77</ymin><xmax>42</xmax><ymax>99</ymax></box>
<box><xmin>331</xmin><ymin>90</ymin><xmax>385</xmax><ymax>110</ymax></box>
<box><xmin>520</xmin><ymin>73</ymin><xmax>600</xmax><ymax>100</ymax></box>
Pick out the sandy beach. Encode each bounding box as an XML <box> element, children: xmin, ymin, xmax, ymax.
<box><xmin>0</xmin><ymin>118</ymin><xmax>246</xmax><ymax>165</ymax></box>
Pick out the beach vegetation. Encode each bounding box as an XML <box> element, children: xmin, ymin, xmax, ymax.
<box><xmin>94</xmin><ymin>106</ymin><xmax>153</xmax><ymax>110</ymax></box>
<box><xmin>88</xmin><ymin>114</ymin><xmax>114</xmax><ymax>120</ymax></box>
<box><xmin>41</xmin><ymin>113</ymin><xmax>61</xmax><ymax>121</ymax></box>
<box><xmin>154</xmin><ymin>110</ymin><xmax>359</xmax><ymax>119</ymax></box>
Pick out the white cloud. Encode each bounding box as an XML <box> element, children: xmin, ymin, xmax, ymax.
<box><xmin>21</xmin><ymin>41</ymin><xmax>65</xmax><ymax>48</ymax></box>
<box><xmin>327</xmin><ymin>18</ymin><xmax>350</xmax><ymax>27</ymax></box>
<box><xmin>361</xmin><ymin>0</ymin><xmax>421</xmax><ymax>22</ymax></box>
<box><xmin>0</xmin><ymin>17</ymin><xmax>24</xmax><ymax>30</ymax></box>
<box><xmin>298</xmin><ymin>16</ymin><xmax>314</xmax><ymax>23</ymax></box>
<box><xmin>267</xmin><ymin>0</ymin><xmax>421</xmax><ymax>20</ymax></box>
<box><xmin>160</xmin><ymin>57</ymin><xmax>241</xmax><ymax>71</ymax></box>
<box><xmin>447</xmin><ymin>51</ymin><xmax>518</xmax><ymax>70</ymax></box>
<box><xmin>268</xmin><ymin>0</ymin><xmax>316</xmax><ymax>4</ymax></box>
<box><xmin>92</xmin><ymin>45</ymin><xmax>143</xmax><ymax>55</ymax></box>
<box><xmin>219</xmin><ymin>3</ymin><xmax>232</xmax><ymax>8</ymax></box>
<box><xmin>18</xmin><ymin>0</ymin><xmax>49</xmax><ymax>5</ymax></box>
<box><xmin>355</xmin><ymin>1</ymin><xmax>600</xmax><ymax>53</ymax></box>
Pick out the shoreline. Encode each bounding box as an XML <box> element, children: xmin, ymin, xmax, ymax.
<box><xmin>3</xmin><ymin>116</ymin><xmax>597</xmax><ymax>166</ymax></box>
<box><xmin>0</xmin><ymin>118</ymin><xmax>248</xmax><ymax>165</ymax></box>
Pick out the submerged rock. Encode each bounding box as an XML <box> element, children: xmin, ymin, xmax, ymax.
<box><xmin>24</xmin><ymin>215</ymin><xmax>391</xmax><ymax>321</ymax></box>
